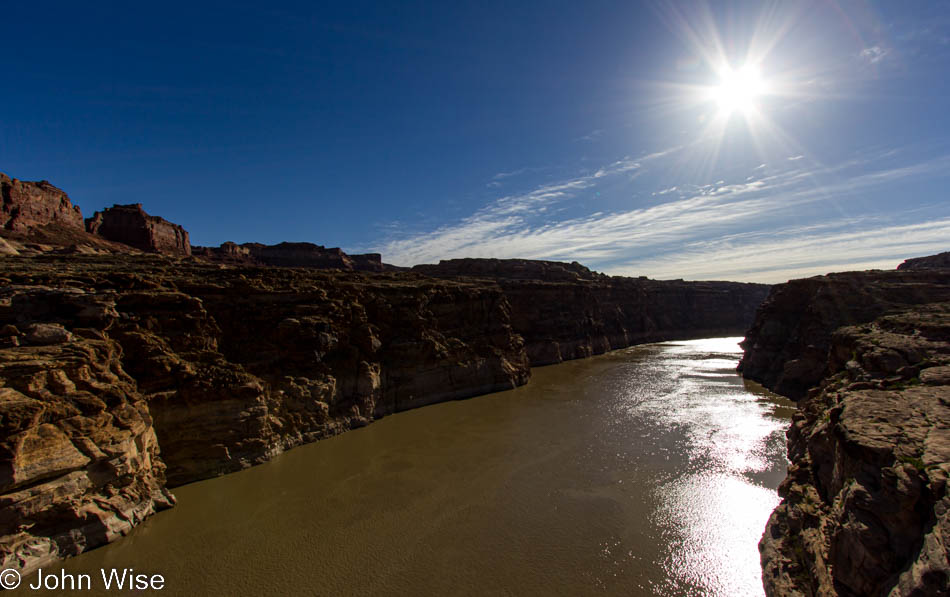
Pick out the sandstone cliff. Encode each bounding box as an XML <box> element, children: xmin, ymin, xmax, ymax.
<box><xmin>0</xmin><ymin>244</ymin><xmax>770</xmax><ymax>576</ymax></box>
<box><xmin>193</xmin><ymin>241</ymin><xmax>387</xmax><ymax>272</ymax></box>
<box><xmin>0</xmin><ymin>254</ymin><xmax>529</xmax><ymax>575</ymax></box>
<box><xmin>86</xmin><ymin>204</ymin><xmax>191</xmax><ymax>256</ymax></box>
<box><xmin>741</xmin><ymin>266</ymin><xmax>950</xmax><ymax>595</ymax></box>
<box><xmin>739</xmin><ymin>269</ymin><xmax>950</xmax><ymax>399</ymax></box>
<box><xmin>1</xmin><ymin>173</ymin><xmax>84</xmax><ymax>233</ymax></box>
<box><xmin>416</xmin><ymin>258</ymin><xmax>770</xmax><ymax>366</ymax></box>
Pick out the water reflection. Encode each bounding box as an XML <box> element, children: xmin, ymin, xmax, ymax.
<box><xmin>45</xmin><ymin>337</ymin><xmax>792</xmax><ymax>596</ymax></box>
<box><xmin>625</xmin><ymin>338</ymin><xmax>792</xmax><ymax>596</ymax></box>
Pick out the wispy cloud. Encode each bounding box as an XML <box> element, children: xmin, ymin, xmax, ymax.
<box><xmin>576</xmin><ymin>129</ymin><xmax>604</xmax><ymax>142</ymax></box>
<box><xmin>859</xmin><ymin>45</ymin><xmax>890</xmax><ymax>64</ymax></box>
<box><xmin>376</xmin><ymin>148</ymin><xmax>950</xmax><ymax>283</ymax></box>
<box><xmin>611</xmin><ymin>217</ymin><xmax>950</xmax><ymax>283</ymax></box>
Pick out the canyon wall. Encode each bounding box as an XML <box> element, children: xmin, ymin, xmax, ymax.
<box><xmin>0</xmin><ymin>255</ymin><xmax>528</xmax><ymax>574</ymax></box>
<box><xmin>193</xmin><ymin>241</ymin><xmax>387</xmax><ymax>271</ymax></box>
<box><xmin>416</xmin><ymin>258</ymin><xmax>770</xmax><ymax>365</ymax></box>
<box><xmin>0</xmin><ymin>253</ymin><xmax>770</xmax><ymax>575</ymax></box>
<box><xmin>740</xmin><ymin>267</ymin><xmax>950</xmax><ymax>596</ymax></box>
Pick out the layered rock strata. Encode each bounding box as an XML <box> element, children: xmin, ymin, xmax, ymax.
<box><xmin>739</xmin><ymin>269</ymin><xmax>950</xmax><ymax>399</ymax></box>
<box><xmin>415</xmin><ymin>258</ymin><xmax>770</xmax><ymax>365</ymax></box>
<box><xmin>86</xmin><ymin>204</ymin><xmax>191</xmax><ymax>256</ymax></box>
<box><xmin>193</xmin><ymin>241</ymin><xmax>387</xmax><ymax>271</ymax></box>
<box><xmin>0</xmin><ymin>254</ymin><xmax>529</xmax><ymax>574</ymax></box>
<box><xmin>0</xmin><ymin>252</ymin><xmax>770</xmax><ymax>575</ymax></box>
<box><xmin>0</xmin><ymin>287</ymin><xmax>175</xmax><ymax>576</ymax></box>
<box><xmin>741</xmin><ymin>268</ymin><xmax>950</xmax><ymax>595</ymax></box>
<box><xmin>1</xmin><ymin>174</ymin><xmax>84</xmax><ymax>233</ymax></box>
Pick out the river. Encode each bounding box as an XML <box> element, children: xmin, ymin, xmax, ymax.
<box><xmin>39</xmin><ymin>337</ymin><xmax>794</xmax><ymax>596</ymax></box>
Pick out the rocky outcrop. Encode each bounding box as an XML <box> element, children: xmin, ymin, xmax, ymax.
<box><xmin>0</xmin><ymin>287</ymin><xmax>175</xmax><ymax>576</ymax></box>
<box><xmin>415</xmin><ymin>258</ymin><xmax>770</xmax><ymax>366</ymax></box>
<box><xmin>742</xmin><ymin>264</ymin><xmax>950</xmax><ymax>596</ymax></box>
<box><xmin>0</xmin><ymin>254</ymin><xmax>529</xmax><ymax>574</ymax></box>
<box><xmin>0</xmin><ymin>250</ymin><xmax>769</xmax><ymax>575</ymax></box>
<box><xmin>86</xmin><ymin>204</ymin><xmax>191</xmax><ymax>256</ymax></box>
<box><xmin>1</xmin><ymin>173</ymin><xmax>84</xmax><ymax>232</ymax></box>
<box><xmin>414</xmin><ymin>258</ymin><xmax>603</xmax><ymax>281</ymax></box>
<box><xmin>739</xmin><ymin>269</ymin><xmax>950</xmax><ymax>399</ymax></box>
<box><xmin>193</xmin><ymin>241</ymin><xmax>386</xmax><ymax>272</ymax></box>
<box><xmin>899</xmin><ymin>251</ymin><xmax>950</xmax><ymax>271</ymax></box>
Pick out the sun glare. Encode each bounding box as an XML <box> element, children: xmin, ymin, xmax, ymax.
<box><xmin>710</xmin><ymin>65</ymin><xmax>768</xmax><ymax>114</ymax></box>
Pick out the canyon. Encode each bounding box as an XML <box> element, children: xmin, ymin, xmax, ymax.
<box><xmin>0</xmin><ymin>174</ymin><xmax>770</xmax><ymax>577</ymax></box>
<box><xmin>741</xmin><ymin>264</ymin><xmax>950</xmax><ymax>595</ymax></box>
<box><xmin>5</xmin><ymin>172</ymin><xmax>949</xmax><ymax>596</ymax></box>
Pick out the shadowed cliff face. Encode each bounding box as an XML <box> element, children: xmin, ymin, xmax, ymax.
<box><xmin>899</xmin><ymin>251</ymin><xmax>950</xmax><ymax>271</ymax></box>
<box><xmin>0</xmin><ymin>253</ymin><xmax>770</xmax><ymax>576</ymax></box>
<box><xmin>0</xmin><ymin>256</ymin><xmax>528</xmax><ymax>575</ymax></box>
<box><xmin>85</xmin><ymin>204</ymin><xmax>191</xmax><ymax>256</ymax></box>
<box><xmin>416</xmin><ymin>258</ymin><xmax>770</xmax><ymax>366</ymax></box>
<box><xmin>739</xmin><ymin>269</ymin><xmax>950</xmax><ymax>399</ymax></box>
<box><xmin>740</xmin><ymin>266</ymin><xmax>950</xmax><ymax>596</ymax></box>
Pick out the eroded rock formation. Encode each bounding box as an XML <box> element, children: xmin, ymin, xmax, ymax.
<box><xmin>86</xmin><ymin>204</ymin><xmax>191</xmax><ymax>256</ymax></box>
<box><xmin>742</xmin><ymin>266</ymin><xmax>950</xmax><ymax>596</ymax></box>
<box><xmin>0</xmin><ymin>251</ymin><xmax>771</xmax><ymax>575</ymax></box>
<box><xmin>1</xmin><ymin>174</ymin><xmax>84</xmax><ymax>233</ymax></box>
<box><xmin>0</xmin><ymin>254</ymin><xmax>529</xmax><ymax>574</ymax></box>
<box><xmin>416</xmin><ymin>258</ymin><xmax>770</xmax><ymax>365</ymax></box>
<box><xmin>739</xmin><ymin>270</ymin><xmax>950</xmax><ymax>399</ymax></box>
<box><xmin>193</xmin><ymin>241</ymin><xmax>386</xmax><ymax>271</ymax></box>
<box><xmin>0</xmin><ymin>287</ymin><xmax>175</xmax><ymax>575</ymax></box>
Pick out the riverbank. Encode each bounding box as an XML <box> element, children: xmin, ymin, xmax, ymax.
<box><xmin>0</xmin><ymin>254</ymin><xmax>768</xmax><ymax>576</ymax></box>
<box><xmin>740</xmin><ymin>265</ymin><xmax>950</xmax><ymax>595</ymax></box>
<box><xmin>29</xmin><ymin>338</ymin><xmax>793</xmax><ymax>596</ymax></box>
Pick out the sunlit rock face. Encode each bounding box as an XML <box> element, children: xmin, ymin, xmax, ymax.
<box><xmin>0</xmin><ymin>287</ymin><xmax>175</xmax><ymax>579</ymax></box>
<box><xmin>742</xmin><ymin>261</ymin><xmax>950</xmax><ymax>596</ymax></box>
<box><xmin>0</xmin><ymin>173</ymin><xmax>85</xmax><ymax>233</ymax></box>
<box><xmin>0</xmin><ymin>254</ymin><xmax>531</xmax><ymax>575</ymax></box>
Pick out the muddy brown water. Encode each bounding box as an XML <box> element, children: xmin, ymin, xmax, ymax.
<box><xmin>25</xmin><ymin>338</ymin><xmax>794</xmax><ymax>596</ymax></box>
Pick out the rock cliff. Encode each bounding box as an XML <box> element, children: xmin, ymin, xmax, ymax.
<box><xmin>193</xmin><ymin>241</ymin><xmax>387</xmax><ymax>271</ymax></box>
<box><xmin>0</xmin><ymin>252</ymin><xmax>770</xmax><ymax>575</ymax></box>
<box><xmin>86</xmin><ymin>204</ymin><xmax>191</xmax><ymax>256</ymax></box>
<box><xmin>741</xmin><ymin>265</ymin><xmax>950</xmax><ymax>595</ymax></box>
<box><xmin>416</xmin><ymin>258</ymin><xmax>770</xmax><ymax>365</ymax></box>
<box><xmin>0</xmin><ymin>254</ymin><xmax>529</xmax><ymax>574</ymax></box>
<box><xmin>1</xmin><ymin>174</ymin><xmax>84</xmax><ymax>233</ymax></box>
<box><xmin>739</xmin><ymin>269</ymin><xmax>950</xmax><ymax>399</ymax></box>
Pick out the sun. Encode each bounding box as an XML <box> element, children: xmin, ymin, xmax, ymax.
<box><xmin>709</xmin><ymin>65</ymin><xmax>768</xmax><ymax>115</ymax></box>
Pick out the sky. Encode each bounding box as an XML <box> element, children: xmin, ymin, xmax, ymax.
<box><xmin>2</xmin><ymin>0</ymin><xmax>949</xmax><ymax>283</ymax></box>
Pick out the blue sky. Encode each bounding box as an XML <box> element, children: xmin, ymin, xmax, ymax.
<box><xmin>2</xmin><ymin>0</ymin><xmax>948</xmax><ymax>282</ymax></box>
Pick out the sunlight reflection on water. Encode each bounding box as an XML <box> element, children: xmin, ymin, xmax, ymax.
<box><xmin>51</xmin><ymin>336</ymin><xmax>792</xmax><ymax>597</ymax></box>
<box><xmin>631</xmin><ymin>337</ymin><xmax>791</xmax><ymax>596</ymax></box>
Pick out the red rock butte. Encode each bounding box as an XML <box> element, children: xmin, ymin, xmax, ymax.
<box><xmin>1</xmin><ymin>173</ymin><xmax>83</xmax><ymax>232</ymax></box>
<box><xmin>86</xmin><ymin>204</ymin><xmax>191</xmax><ymax>256</ymax></box>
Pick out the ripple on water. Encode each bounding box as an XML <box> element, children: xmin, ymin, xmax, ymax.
<box><xmin>42</xmin><ymin>337</ymin><xmax>792</xmax><ymax>597</ymax></box>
